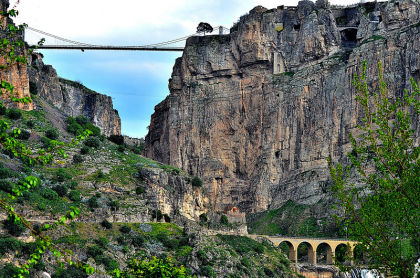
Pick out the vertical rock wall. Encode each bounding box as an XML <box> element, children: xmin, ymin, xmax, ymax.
<box><xmin>144</xmin><ymin>0</ymin><xmax>420</xmax><ymax>213</ymax></box>
<box><xmin>0</xmin><ymin>0</ymin><xmax>33</xmax><ymax>110</ymax></box>
<box><xmin>28</xmin><ymin>53</ymin><xmax>121</xmax><ymax>136</ymax></box>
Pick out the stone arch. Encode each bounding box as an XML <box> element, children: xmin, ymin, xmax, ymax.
<box><xmin>278</xmin><ymin>240</ymin><xmax>297</xmax><ymax>262</ymax></box>
<box><xmin>340</xmin><ymin>28</ymin><xmax>358</xmax><ymax>48</ymax></box>
<box><xmin>335</xmin><ymin>243</ymin><xmax>351</xmax><ymax>263</ymax></box>
<box><xmin>297</xmin><ymin>241</ymin><xmax>315</xmax><ymax>264</ymax></box>
<box><xmin>316</xmin><ymin>242</ymin><xmax>333</xmax><ymax>264</ymax></box>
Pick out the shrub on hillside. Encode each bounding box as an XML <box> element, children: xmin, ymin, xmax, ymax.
<box><xmin>131</xmin><ymin>235</ymin><xmax>145</xmax><ymax>248</ymax></box>
<box><xmin>3</xmin><ymin>217</ymin><xmax>26</xmax><ymax>236</ymax></box>
<box><xmin>0</xmin><ymin>236</ymin><xmax>23</xmax><ymax>256</ymax></box>
<box><xmin>108</xmin><ymin>134</ymin><xmax>124</xmax><ymax>145</ymax></box>
<box><xmin>54</xmin><ymin>169</ymin><xmax>72</xmax><ymax>182</ymax></box>
<box><xmin>84</xmin><ymin>137</ymin><xmax>100</xmax><ymax>148</ymax></box>
<box><xmin>17</xmin><ymin>129</ymin><xmax>31</xmax><ymax>140</ymax></box>
<box><xmin>68</xmin><ymin>180</ymin><xmax>78</xmax><ymax>189</ymax></box>
<box><xmin>0</xmin><ymin>167</ymin><xmax>10</xmax><ymax>179</ymax></box>
<box><xmin>88</xmin><ymin>196</ymin><xmax>99</xmax><ymax>209</ymax></box>
<box><xmin>41</xmin><ymin>137</ymin><xmax>53</xmax><ymax>149</ymax></box>
<box><xmin>67</xmin><ymin>121</ymin><xmax>83</xmax><ymax>136</ymax></box>
<box><xmin>192</xmin><ymin>176</ymin><xmax>202</xmax><ymax>187</ymax></box>
<box><xmin>220</xmin><ymin>215</ymin><xmax>229</xmax><ymax>225</ymax></box>
<box><xmin>7</xmin><ymin>108</ymin><xmax>22</xmax><ymax>120</ymax></box>
<box><xmin>85</xmin><ymin>123</ymin><xmax>101</xmax><ymax>137</ymax></box>
<box><xmin>0</xmin><ymin>180</ymin><xmax>13</xmax><ymax>193</ymax></box>
<box><xmin>80</xmin><ymin>145</ymin><xmax>90</xmax><ymax>155</ymax></box>
<box><xmin>52</xmin><ymin>184</ymin><xmax>68</xmax><ymax>197</ymax></box>
<box><xmin>40</xmin><ymin>188</ymin><xmax>58</xmax><ymax>200</ymax></box>
<box><xmin>0</xmin><ymin>263</ymin><xmax>20</xmax><ymax>277</ymax></box>
<box><xmin>26</xmin><ymin>120</ymin><xmax>34</xmax><ymax>128</ymax></box>
<box><xmin>108</xmin><ymin>199</ymin><xmax>120</xmax><ymax>211</ymax></box>
<box><xmin>117</xmin><ymin>145</ymin><xmax>125</xmax><ymax>152</ymax></box>
<box><xmin>75</xmin><ymin>115</ymin><xmax>89</xmax><ymax>126</ymax></box>
<box><xmin>0</xmin><ymin>105</ymin><xmax>6</xmax><ymax>115</ymax></box>
<box><xmin>135</xmin><ymin>186</ymin><xmax>144</xmax><ymax>195</ymax></box>
<box><xmin>45</xmin><ymin>128</ymin><xmax>59</xmax><ymax>140</ymax></box>
<box><xmin>119</xmin><ymin>225</ymin><xmax>131</xmax><ymax>234</ymax></box>
<box><xmin>68</xmin><ymin>190</ymin><xmax>81</xmax><ymax>202</ymax></box>
<box><xmin>101</xmin><ymin>219</ymin><xmax>112</xmax><ymax>229</ymax></box>
<box><xmin>73</xmin><ymin>154</ymin><xmax>84</xmax><ymax>164</ymax></box>
<box><xmin>52</xmin><ymin>265</ymin><xmax>88</xmax><ymax>278</ymax></box>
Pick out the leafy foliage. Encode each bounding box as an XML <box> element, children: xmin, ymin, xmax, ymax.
<box><xmin>191</xmin><ymin>176</ymin><xmax>202</xmax><ymax>187</ymax></box>
<box><xmin>196</xmin><ymin>22</ymin><xmax>213</xmax><ymax>34</ymax></box>
<box><xmin>7</xmin><ymin>108</ymin><xmax>22</xmax><ymax>120</ymax></box>
<box><xmin>328</xmin><ymin>62</ymin><xmax>419</xmax><ymax>278</ymax></box>
<box><xmin>108</xmin><ymin>134</ymin><xmax>124</xmax><ymax>145</ymax></box>
<box><xmin>115</xmin><ymin>256</ymin><xmax>191</xmax><ymax>278</ymax></box>
<box><xmin>84</xmin><ymin>137</ymin><xmax>100</xmax><ymax>149</ymax></box>
<box><xmin>45</xmin><ymin>128</ymin><xmax>59</xmax><ymax>140</ymax></box>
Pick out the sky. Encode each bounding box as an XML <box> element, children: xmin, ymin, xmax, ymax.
<box><xmin>11</xmin><ymin>0</ymin><xmax>362</xmax><ymax>138</ymax></box>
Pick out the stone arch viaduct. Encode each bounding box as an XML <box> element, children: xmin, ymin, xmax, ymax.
<box><xmin>208</xmin><ymin>230</ymin><xmax>359</xmax><ymax>265</ymax></box>
<box><xmin>247</xmin><ymin>234</ymin><xmax>358</xmax><ymax>264</ymax></box>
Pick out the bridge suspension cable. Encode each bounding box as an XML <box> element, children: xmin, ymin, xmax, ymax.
<box><xmin>26</xmin><ymin>25</ymin><xmax>230</xmax><ymax>52</ymax></box>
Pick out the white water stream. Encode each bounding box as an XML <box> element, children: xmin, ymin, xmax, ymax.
<box><xmin>350</xmin><ymin>268</ymin><xmax>382</xmax><ymax>278</ymax></box>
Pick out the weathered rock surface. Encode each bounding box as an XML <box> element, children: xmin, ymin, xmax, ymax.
<box><xmin>28</xmin><ymin>53</ymin><xmax>121</xmax><ymax>136</ymax></box>
<box><xmin>140</xmin><ymin>167</ymin><xmax>208</xmax><ymax>220</ymax></box>
<box><xmin>0</xmin><ymin>0</ymin><xmax>33</xmax><ymax>110</ymax></box>
<box><xmin>144</xmin><ymin>0</ymin><xmax>420</xmax><ymax>213</ymax></box>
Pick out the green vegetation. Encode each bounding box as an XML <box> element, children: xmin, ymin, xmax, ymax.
<box><xmin>84</xmin><ymin>137</ymin><xmax>100</xmax><ymax>148</ymax></box>
<box><xmin>191</xmin><ymin>176</ymin><xmax>202</xmax><ymax>187</ymax></box>
<box><xmin>247</xmin><ymin>200</ymin><xmax>342</xmax><ymax>237</ymax></box>
<box><xmin>7</xmin><ymin>108</ymin><xmax>22</xmax><ymax>120</ymax></box>
<box><xmin>108</xmin><ymin>134</ymin><xmax>124</xmax><ymax>145</ymax></box>
<box><xmin>45</xmin><ymin>127</ymin><xmax>59</xmax><ymax>140</ymax></box>
<box><xmin>119</xmin><ymin>257</ymin><xmax>190</xmax><ymax>278</ymax></box>
<box><xmin>328</xmin><ymin>62</ymin><xmax>419</xmax><ymax>277</ymax></box>
<box><xmin>67</xmin><ymin>116</ymin><xmax>101</xmax><ymax>137</ymax></box>
<box><xmin>217</xmin><ymin>235</ymin><xmax>265</xmax><ymax>255</ymax></box>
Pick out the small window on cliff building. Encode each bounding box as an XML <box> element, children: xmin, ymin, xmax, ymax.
<box><xmin>275</xmin><ymin>150</ymin><xmax>280</xmax><ymax>159</ymax></box>
<box><xmin>294</xmin><ymin>24</ymin><xmax>301</xmax><ymax>31</ymax></box>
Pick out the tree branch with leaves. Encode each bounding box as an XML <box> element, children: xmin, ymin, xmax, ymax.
<box><xmin>328</xmin><ymin>61</ymin><xmax>419</xmax><ymax>278</ymax></box>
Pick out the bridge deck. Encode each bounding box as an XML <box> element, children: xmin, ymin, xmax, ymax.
<box><xmin>33</xmin><ymin>45</ymin><xmax>185</xmax><ymax>52</ymax></box>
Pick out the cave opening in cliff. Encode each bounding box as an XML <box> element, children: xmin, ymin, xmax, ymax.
<box><xmin>340</xmin><ymin>28</ymin><xmax>357</xmax><ymax>48</ymax></box>
<box><xmin>293</xmin><ymin>24</ymin><xmax>301</xmax><ymax>31</ymax></box>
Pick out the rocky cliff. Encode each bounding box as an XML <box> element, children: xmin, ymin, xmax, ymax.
<box><xmin>28</xmin><ymin>53</ymin><xmax>121</xmax><ymax>136</ymax></box>
<box><xmin>0</xmin><ymin>0</ymin><xmax>33</xmax><ymax>110</ymax></box>
<box><xmin>0</xmin><ymin>0</ymin><xmax>120</xmax><ymax>136</ymax></box>
<box><xmin>144</xmin><ymin>0</ymin><xmax>420</xmax><ymax>214</ymax></box>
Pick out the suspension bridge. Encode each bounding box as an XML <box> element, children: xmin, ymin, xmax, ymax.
<box><xmin>26</xmin><ymin>26</ymin><xmax>230</xmax><ymax>52</ymax></box>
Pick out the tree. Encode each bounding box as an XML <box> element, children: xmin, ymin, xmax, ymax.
<box><xmin>114</xmin><ymin>257</ymin><xmax>191</xmax><ymax>278</ymax></box>
<box><xmin>328</xmin><ymin>61</ymin><xmax>419</xmax><ymax>278</ymax></box>
<box><xmin>196</xmin><ymin>22</ymin><xmax>213</xmax><ymax>35</ymax></box>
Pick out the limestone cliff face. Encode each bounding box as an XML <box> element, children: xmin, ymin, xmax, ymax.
<box><xmin>28</xmin><ymin>53</ymin><xmax>121</xmax><ymax>136</ymax></box>
<box><xmin>144</xmin><ymin>0</ymin><xmax>420</xmax><ymax>213</ymax></box>
<box><xmin>0</xmin><ymin>0</ymin><xmax>33</xmax><ymax>110</ymax></box>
